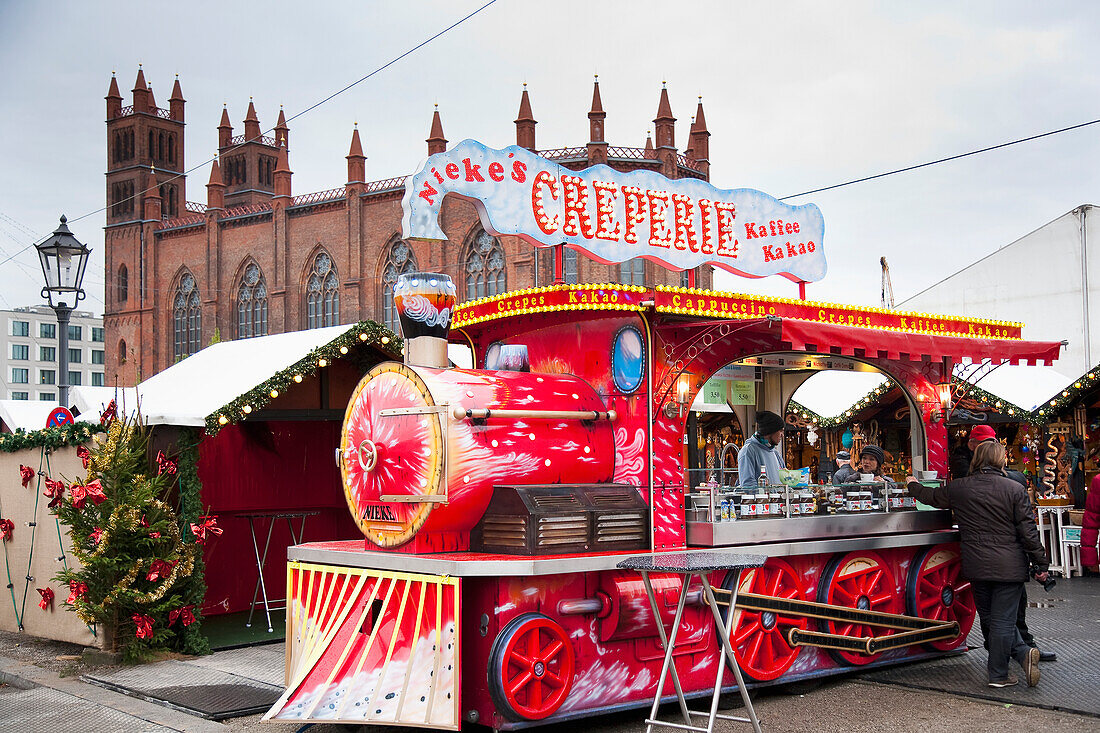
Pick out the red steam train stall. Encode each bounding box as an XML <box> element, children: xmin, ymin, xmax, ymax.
<box><xmin>263</xmin><ymin>141</ymin><xmax>1062</xmax><ymax>729</ymax></box>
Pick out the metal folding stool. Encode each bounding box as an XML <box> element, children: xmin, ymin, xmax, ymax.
<box><xmin>618</xmin><ymin>551</ymin><xmax>767</xmax><ymax>733</ymax></box>
<box><xmin>239</xmin><ymin>510</ymin><xmax>319</xmax><ymax>632</ymax></box>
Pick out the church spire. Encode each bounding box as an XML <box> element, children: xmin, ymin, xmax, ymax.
<box><xmin>427</xmin><ymin>105</ymin><xmax>447</xmax><ymax>156</ymax></box>
<box><xmin>515</xmin><ymin>84</ymin><xmax>536</xmax><ymax>151</ymax></box>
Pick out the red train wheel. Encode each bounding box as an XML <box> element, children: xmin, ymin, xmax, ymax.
<box><xmin>720</xmin><ymin>559</ymin><xmax>808</xmax><ymax>682</ymax></box>
<box><xmin>816</xmin><ymin>551</ymin><xmax>902</xmax><ymax>666</ymax></box>
<box><xmin>906</xmin><ymin>545</ymin><xmax>975</xmax><ymax>652</ymax></box>
<box><xmin>488</xmin><ymin>613</ymin><xmax>574</xmax><ymax>721</ymax></box>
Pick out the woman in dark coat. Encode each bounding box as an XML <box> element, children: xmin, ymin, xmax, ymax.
<box><xmin>907</xmin><ymin>441</ymin><xmax>1049</xmax><ymax>688</ymax></box>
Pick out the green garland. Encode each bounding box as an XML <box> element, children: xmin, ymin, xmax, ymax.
<box><xmin>0</xmin><ymin>422</ymin><xmax>105</xmax><ymax>453</ymax></box>
<box><xmin>787</xmin><ymin>379</ymin><xmax>896</xmax><ymax>429</ymax></box>
<box><xmin>952</xmin><ymin>376</ymin><xmax>1038</xmax><ymax>425</ymax></box>
<box><xmin>172</xmin><ymin>427</ymin><xmax>209</xmax><ymax>656</ymax></box>
<box><xmin>1033</xmin><ymin>363</ymin><xmax>1100</xmax><ymax>422</ymax></box>
<box><xmin>204</xmin><ymin>320</ymin><xmax>401</xmax><ymax>436</ymax></box>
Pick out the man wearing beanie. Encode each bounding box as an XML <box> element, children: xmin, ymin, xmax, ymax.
<box><xmin>832</xmin><ymin>450</ymin><xmax>856</xmax><ymax>485</ymax></box>
<box><xmin>737</xmin><ymin>410</ymin><xmax>786</xmax><ymax>487</ymax></box>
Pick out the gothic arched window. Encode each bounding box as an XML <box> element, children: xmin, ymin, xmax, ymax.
<box><xmin>465</xmin><ymin>229</ymin><xmax>506</xmax><ymax>300</ymax></box>
<box><xmin>172</xmin><ymin>272</ymin><xmax>202</xmax><ymax>359</ymax></box>
<box><xmin>381</xmin><ymin>240</ymin><xmax>419</xmax><ymax>333</ymax></box>
<box><xmin>236</xmin><ymin>263</ymin><xmax>268</xmax><ymax>339</ymax></box>
<box><xmin>117</xmin><ymin>264</ymin><xmax>128</xmax><ymax>305</ymax></box>
<box><xmin>306</xmin><ymin>251</ymin><xmax>339</xmax><ymax>329</ymax></box>
<box><xmin>619</xmin><ymin>258</ymin><xmax>645</xmax><ymax>286</ymax></box>
<box><xmin>118</xmin><ymin>338</ymin><xmax>127</xmax><ymax>364</ymax></box>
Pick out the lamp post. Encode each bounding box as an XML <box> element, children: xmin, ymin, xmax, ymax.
<box><xmin>35</xmin><ymin>215</ymin><xmax>90</xmax><ymax>408</ymax></box>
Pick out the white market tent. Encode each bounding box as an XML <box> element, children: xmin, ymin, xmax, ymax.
<box><xmin>133</xmin><ymin>324</ymin><xmax>355</xmax><ymax>426</ymax></box>
<box><xmin>788</xmin><ymin>371</ymin><xmax>889</xmax><ymax>419</ymax></box>
<box><xmin>954</xmin><ymin>363</ymin><xmax>1074</xmax><ymax>413</ymax></box>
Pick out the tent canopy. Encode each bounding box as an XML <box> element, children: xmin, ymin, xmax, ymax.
<box><xmin>135</xmin><ymin>324</ymin><xmax>363</xmax><ymax>426</ymax></box>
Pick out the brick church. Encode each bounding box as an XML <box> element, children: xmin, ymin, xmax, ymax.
<box><xmin>103</xmin><ymin>68</ymin><xmax>716</xmax><ymax>384</ymax></box>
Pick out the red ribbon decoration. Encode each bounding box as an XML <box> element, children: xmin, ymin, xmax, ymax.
<box><xmin>168</xmin><ymin>604</ymin><xmax>196</xmax><ymax>627</ymax></box>
<box><xmin>70</xmin><ymin>479</ymin><xmax>107</xmax><ymax>510</ymax></box>
<box><xmin>146</xmin><ymin>558</ymin><xmax>176</xmax><ymax>582</ymax></box>
<box><xmin>89</xmin><ymin>527</ymin><xmax>104</xmax><ymax>545</ymax></box>
<box><xmin>19</xmin><ymin>465</ymin><xmax>34</xmax><ymax>488</ymax></box>
<box><xmin>149</xmin><ymin>531</ymin><xmax>161</xmax><ymax>539</ymax></box>
<box><xmin>0</xmin><ymin>518</ymin><xmax>13</xmax><ymax>542</ymax></box>
<box><xmin>42</xmin><ymin>479</ymin><xmax>66</xmax><ymax>509</ymax></box>
<box><xmin>76</xmin><ymin>444</ymin><xmax>91</xmax><ymax>469</ymax></box>
<box><xmin>132</xmin><ymin>613</ymin><xmax>155</xmax><ymax>639</ymax></box>
<box><xmin>100</xmin><ymin>400</ymin><xmax>117</xmax><ymax>425</ymax></box>
<box><xmin>37</xmin><ymin>587</ymin><xmax>54</xmax><ymax>610</ymax></box>
<box><xmin>189</xmin><ymin>516</ymin><xmax>223</xmax><ymax>546</ymax></box>
<box><xmin>67</xmin><ymin>580</ymin><xmax>89</xmax><ymax>604</ymax></box>
<box><xmin>156</xmin><ymin>451</ymin><xmax>177</xmax><ymax>476</ymax></box>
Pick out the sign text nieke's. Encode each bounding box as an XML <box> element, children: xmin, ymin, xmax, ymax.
<box><xmin>402</xmin><ymin>140</ymin><xmax>827</xmax><ymax>282</ymax></box>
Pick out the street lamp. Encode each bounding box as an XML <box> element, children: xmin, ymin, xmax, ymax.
<box><xmin>35</xmin><ymin>215</ymin><xmax>90</xmax><ymax>408</ymax></box>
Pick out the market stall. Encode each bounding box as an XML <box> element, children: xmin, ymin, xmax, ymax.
<box><xmin>131</xmin><ymin>322</ymin><xmax>399</xmax><ymax>617</ymax></box>
<box><xmin>261</xmin><ymin>139</ymin><xmax>1063</xmax><ymax>730</ymax></box>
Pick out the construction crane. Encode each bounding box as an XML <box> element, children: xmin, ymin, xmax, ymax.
<box><xmin>880</xmin><ymin>256</ymin><xmax>895</xmax><ymax>309</ymax></box>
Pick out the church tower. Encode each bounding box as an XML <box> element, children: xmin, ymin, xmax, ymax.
<box><xmin>105</xmin><ymin>67</ymin><xmax>187</xmax><ymax>223</ymax></box>
<box><xmin>217</xmin><ymin>98</ymin><xmax>284</xmax><ymax>207</ymax></box>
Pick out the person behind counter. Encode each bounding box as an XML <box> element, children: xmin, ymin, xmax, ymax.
<box><xmin>737</xmin><ymin>410</ymin><xmax>786</xmax><ymax>488</ymax></box>
<box><xmin>840</xmin><ymin>445</ymin><xmax>897</xmax><ymax>488</ymax></box>
<box><xmin>832</xmin><ymin>449</ymin><xmax>856</xmax><ymax>485</ymax></box>
<box><xmin>906</xmin><ymin>440</ymin><xmax>1049</xmax><ymax>689</ymax></box>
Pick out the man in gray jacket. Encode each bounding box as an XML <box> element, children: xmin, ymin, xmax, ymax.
<box><xmin>737</xmin><ymin>411</ymin><xmax>786</xmax><ymax>487</ymax></box>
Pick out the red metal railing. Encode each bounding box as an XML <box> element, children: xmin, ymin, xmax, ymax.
<box><xmin>362</xmin><ymin>176</ymin><xmax>409</xmax><ymax>194</ymax></box>
<box><xmin>222</xmin><ymin>202</ymin><xmax>273</xmax><ymax>218</ymax></box>
<box><xmin>226</xmin><ymin>134</ymin><xmax>279</xmax><ymax>147</ymax></box>
<box><xmin>608</xmin><ymin>146</ymin><xmax>659</xmax><ymax>161</ymax></box>
<box><xmin>539</xmin><ymin>147</ymin><xmax>587</xmax><ymax>162</ymax></box>
<box><xmin>115</xmin><ymin>105</ymin><xmax>173</xmax><ymax>119</ymax></box>
<box><xmin>156</xmin><ymin>214</ymin><xmax>205</xmax><ymax>230</ymax></box>
<box><xmin>290</xmin><ymin>187</ymin><xmax>347</xmax><ymax>207</ymax></box>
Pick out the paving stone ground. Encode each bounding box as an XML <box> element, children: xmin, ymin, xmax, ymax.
<box><xmin>861</xmin><ymin>575</ymin><xmax>1100</xmax><ymax>716</ymax></box>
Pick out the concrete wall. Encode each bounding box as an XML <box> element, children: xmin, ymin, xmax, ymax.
<box><xmin>902</xmin><ymin>206</ymin><xmax>1099</xmax><ymax>380</ymax></box>
<box><xmin>0</xmin><ymin>445</ymin><xmax>99</xmax><ymax>647</ymax></box>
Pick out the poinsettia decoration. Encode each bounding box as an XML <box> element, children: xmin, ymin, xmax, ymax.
<box><xmin>0</xmin><ymin>518</ymin><xmax>13</xmax><ymax>542</ymax></box>
<box><xmin>132</xmin><ymin>613</ymin><xmax>154</xmax><ymax>639</ymax></box>
<box><xmin>67</xmin><ymin>580</ymin><xmax>89</xmax><ymax>604</ymax></box>
<box><xmin>146</xmin><ymin>559</ymin><xmax>176</xmax><ymax>582</ymax></box>
<box><xmin>42</xmin><ymin>478</ymin><xmax>66</xmax><ymax>508</ymax></box>
<box><xmin>168</xmin><ymin>604</ymin><xmax>196</xmax><ymax>627</ymax></box>
<box><xmin>70</xmin><ymin>479</ymin><xmax>107</xmax><ymax>510</ymax></box>
<box><xmin>99</xmin><ymin>399</ymin><xmax>117</xmax><ymax>425</ymax></box>
<box><xmin>20</xmin><ymin>464</ymin><xmax>34</xmax><ymax>488</ymax></box>
<box><xmin>89</xmin><ymin>526</ymin><xmax>104</xmax><ymax>545</ymax></box>
<box><xmin>76</xmin><ymin>444</ymin><xmax>91</xmax><ymax>469</ymax></box>
<box><xmin>189</xmin><ymin>516</ymin><xmax>222</xmax><ymax>546</ymax></box>
<box><xmin>38</xmin><ymin>587</ymin><xmax>54</xmax><ymax>610</ymax></box>
<box><xmin>156</xmin><ymin>451</ymin><xmax>177</xmax><ymax>476</ymax></box>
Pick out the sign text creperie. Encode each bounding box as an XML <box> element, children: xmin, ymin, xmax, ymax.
<box><xmin>402</xmin><ymin>140</ymin><xmax>827</xmax><ymax>283</ymax></box>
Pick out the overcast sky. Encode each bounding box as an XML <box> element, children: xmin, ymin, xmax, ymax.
<box><xmin>1</xmin><ymin>1</ymin><xmax>1098</xmax><ymax>331</ymax></box>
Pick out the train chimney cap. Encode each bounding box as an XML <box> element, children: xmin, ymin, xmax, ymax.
<box><xmin>394</xmin><ymin>272</ymin><xmax>455</xmax><ymax>368</ymax></box>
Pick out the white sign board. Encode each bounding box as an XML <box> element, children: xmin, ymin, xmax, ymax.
<box><xmin>402</xmin><ymin>140</ymin><xmax>827</xmax><ymax>283</ymax></box>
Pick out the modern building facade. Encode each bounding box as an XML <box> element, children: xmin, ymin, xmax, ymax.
<box><xmin>103</xmin><ymin>69</ymin><xmax>715</xmax><ymax>385</ymax></box>
<box><xmin>2</xmin><ymin>306</ymin><xmax>105</xmax><ymax>401</ymax></box>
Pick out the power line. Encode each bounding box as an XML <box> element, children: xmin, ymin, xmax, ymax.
<box><xmin>780</xmin><ymin>117</ymin><xmax>1100</xmax><ymax>200</ymax></box>
<box><xmin>0</xmin><ymin>0</ymin><xmax>499</xmax><ymax>270</ymax></box>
